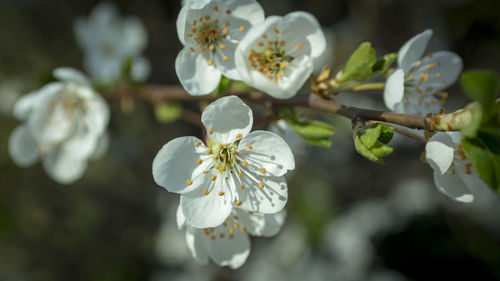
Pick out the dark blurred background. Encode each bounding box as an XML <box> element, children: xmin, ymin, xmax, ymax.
<box><xmin>1</xmin><ymin>0</ymin><xmax>500</xmax><ymax>280</ymax></box>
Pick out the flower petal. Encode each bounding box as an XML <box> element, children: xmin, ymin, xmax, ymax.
<box><xmin>180</xmin><ymin>177</ymin><xmax>233</xmax><ymax>228</ymax></box>
<box><xmin>202</xmin><ymin>96</ymin><xmax>253</xmax><ymax>144</ymax></box>
<box><xmin>176</xmin><ymin>204</ymin><xmax>186</xmax><ymax>230</ymax></box>
<box><xmin>186</xmin><ymin>228</ymin><xmax>210</xmax><ymax>264</ymax></box>
<box><xmin>234</xmin><ymin>170</ymin><xmax>288</xmax><ymax>214</ymax></box>
<box><xmin>152</xmin><ymin>136</ymin><xmax>212</xmax><ymax>194</ymax></box>
<box><xmin>13</xmin><ymin>83</ymin><xmax>60</xmax><ymax>121</ymax></box>
<box><xmin>207</xmin><ymin>226</ymin><xmax>250</xmax><ymax>269</ymax></box>
<box><xmin>53</xmin><ymin>67</ymin><xmax>90</xmax><ymax>86</ymax></box>
<box><xmin>398</xmin><ymin>29</ymin><xmax>433</xmax><ymax>72</ymax></box>
<box><xmin>426</xmin><ymin>132</ymin><xmax>454</xmax><ymax>175</ymax></box>
<box><xmin>238</xmin><ymin>130</ymin><xmax>295</xmax><ymax>176</ymax></box>
<box><xmin>118</xmin><ymin>17</ymin><xmax>147</xmax><ymax>56</ymax></box>
<box><xmin>234</xmin><ymin>207</ymin><xmax>286</xmax><ymax>237</ymax></box>
<box><xmin>383</xmin><ymin>69</ymin><xmax>405</xmax><ymax>112</ymax></box>
<box><xmin>8</xmin><ymin>125</ymin><xmax>39</xmax><ymax>167</ymax></box>
<box><xmin>42</xmin><ymin>150</ymin><xmax>88</xmax><ymax>184</ymax></box>
<box><xmin>131</xmin><ymin>56</ymin><xmax>151</xmax><ymax>82</ymax></box>
<box><xmin>412</xmin><ymin>50</ymin><xmax>462</xmax><ymax>92</ymax></box>
<box><xmin>280</xmin><ymin>12</ymin><xmax>326</xmax><ymax>58</ymax></box>
<box><xmin>225</xmin><ymin>0</ymin><xmax>264</xmax><ymax>25</ymax></box>
<box><xmin>433</xmin><ymin>170</ymin><xmax>473</xmax><ymax>203</ymax></box>
<box><xmin>214</xmin><ymin>40</ymin><xmax>240</xmax><ymax>80</ymax></box>
<box><xmin>81</xmin><ymin>89</ymin><xmax>110</xmax><ymax>136</ymax></box>
<box><xmin>175</xmin><ymin>48</ymin><xmax>221</xmax><ymax>96</ymax></box>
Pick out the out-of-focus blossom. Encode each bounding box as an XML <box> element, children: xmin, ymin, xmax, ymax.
<box><xmin>176</xmin><ymin>0</ymin><xmax>264</xmax><ymax>95</ymax></box>
<box><xmin>152</xmin><ymin>96</ymin><xmax>294</xmax><ymax>228</ymax></box>
<box><xmin>74</xmin><ymin>2</ymin><xmax>150</xmax><ymax>83</ymax></box>
<box><xmin>384</xmin><ymin>29</ymin><xmax>462</xmax><ymax>114</ymax></box>
<box><xmin>177</xmin><ymin>204</ymin><xmax>285</xmax><ymax>269</ymax></box>
<box><xmin>425</xmin><ymin>131</ymin><xmax>490</xmax><ymax>203</ymax></box>
<box><xmin>8</xmin><ymin>68</ymin><xmax>109</xmax><ymax>184</ymax></box>
<box><xmin>235</xmin><ymin>12</ymin><xmax>326</xmax><ymax>99</ymax></box>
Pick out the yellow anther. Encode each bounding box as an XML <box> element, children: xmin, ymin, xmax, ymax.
<box><xmin>187</xmin><ymin>179</ymin><xmax>193</xmax><ymax>185</ymax></box>
<box><xmin>207</xmin><ymin>59</ymin><xmax>213</xmax><ymax>66</ymax></box>
<box><xmin>211</xmin><ymin>175</ymin><xmax>217</xmax><ymax>181</ymax></box>
<box><xmin>236</xmin><ymin>200</ymin><xmax>242</xmax><ymax>206</ymax></box>
<box><xmin>238</xmin><ymin>172</ymin><xmax>243</xmax><ymax>177</ymax></box>
<box><xmin>207</xmin><ymin>149</ymin><xmax>213</xmax><ymax>154</ymax></box>
<box><xmin>247</xmin><ymin>144</ymin><xmax>253</xmax><ymax>150</ymax></box>
<box><xmin>435</xmin><ymin>73</ymin><xmax>441</xmax><ymax>78</ymax></box>
<box><xmin>260</xmin><ymin>167</ymin><xmax>266</xmax><ymax>173</ymax></box>
<box><xmin>272</xmin><ymin>79</ymin><xmax>278</xmax><ymax>84</ymax></box>
<box><xmin>296</xmin><ymin>43</ymin><xmax>302</xmax><ymax>50</ymax></box>
<box><xmin>261</xmin><ymin>34</ymin><xmax>268</xmax><ymax>39</ymax></box>
<box><xmin>425</xmin><ymin>63</ymin><xmax>436</xmax><ymax>70</ymax></box>
<box><xmin>221</xmin><ymin>55</ymin><xmax>228</xmax><ymax>61</ymax></box>
<box><xmin>241</xmin><ymin>227</ymin><xmax>247</xmax><ymax>233</ymax></box>
<box><xmin>226</xmin><ymin>9</ymin><xmax>231</xmax><ymax>14</ymax></box>
<box><xmin>240</xmin><ymin>25</ymin><xmax>245</xmax><ymax>32</ymax></box>
<box><xmin>441</xmin><ymin>81</ymin><xmax>447</xmax><ymax>87</ymax></box>
<box><xmin>228</xmin><ymin>227</ymin><xmax>234</xmax><ymax>234</ymax></box>
<box><xmin>408</xmin><ymin>74</ymin><xmax>414</xmax><ymax>81</ymax></box>
<box><xmin>219</xmin><ymin>233</ymin><xmax>225</xmax><ymax>238</ymax></box>
<box><xmin>274</xmin><ymin>28</ymin><xmax>280</xmax><ymax>34</ymax></box>
<box><xmin>242</xmin><ymin>161</ymin><xmax>248</xmax><ymax>167</ymax></box>
<box><xmin>231</xmin><ymin>150</ymin><xmax>237</xmax><ymax>155</ymax></box>
<box><xmin>223</xmin><ymin>28</ymin><xmax>229</xmax><ymax>35</ymax></box>
<box><xmin>258</xmin><ymin>41</ymin><xmax>264</xmax><ymax>47</ymax></box>
<box><xmin>203</xmin><ymin>188</ymin><xmax>209</xmax><ymax>195</ymax></box>
<box><xmin>209</xmin><ymin>45</ymin><xmax>215</xmax><ymax>51</ymax></box>
<box><xmin>215</xmin><ymin>165</ymin><xmax>220</xmax><ymax>170</ymax></box>
<box><xmin>258</xmin><ymin>182</ymin><xmax>264</xmax><ymax>188</ymax></box>
<box><xmin>197</xmin><ymin>159</ymin><xmax>203</xmax><ymax>165</ymax></box>
<box><xmin>219</xmin><ymin>144</ymin><xmax>224</xmax><ymax>150</ymax></box>
<box><xmin>204</xmin><ymin>15</ymin><xmax>210</xmax><ymax>20</ymax></box>
<box><xmin>191</xmin><ymin>28</ymin><xmax>197</xmax><ymax>33</ymax></box>
<box><xmin>218</xmin><ymin>191</ymin><xmax>225</xmax><ymax>196</ymax></box>
<box><xmin>187</xmin><ymin>33</ymin><xmax>193</xmax><ymax>37</ymax></box>
<box><xmin>240</xmin><ymin>185</ymin><xmax>244</xmax><ymax>189</ymax></box>
<box><xmin>190</xmin><ymin>47</ymin><xmax>196</xmax><ymax>53</ymax></box>
<box><xmin>233</xmin><ymin>215</ymin><xmax>239</xmax><ymax>220</ymax></box>
<box><xmin>236</xmin><ymin>133</ymin><xmax>242</xmax><ymax>139</ymax></box>
<box><xmin>209</xmin><ymin>129</ymin><xmax>214</xmax><ymax>134</ymax></box>
<box><xmin>219</xmin><ymin>43</ymin><xmax>226</xmax><ymax>50</ymax></box>
<box><xmin>234</xmin><ymin>223</ymin><xmax>240</xmax><ymax>228</ymax></box>
<box><xmin>276</xmin><ymin>72</ymin><xmax>283</xmax><ymax>79</ymax></box>
<box><xmin>279</xmin><ymin>40</ymin><xmax>285</xmax><ymax>46</ymax></box>
<box><xmin>203</xmin><ymin>170</ymin><xmax>209</xmax><ymax>174</ymax></box>
<box><xmin>229</xmin><ymin>234</ymin><xmax>234</xmax><ymax>239</ymax></box>
<box><xmin>416</xmin><ymin>60</ymin><xmax>422</xmax><ymax>67</ymax></box>
<box><xmin>210</xmin><ymin>235</ymin><xmax>216</xmax><ymax>240</ymax></box>
<box><xmin>213</xmin><ymin>5</ymin><xmax>219</xmax><ymax>11</ymax></box>
<box><xmin>225</xmin><ymin>176</ymin><xmax>229</xmax><ymax>180</ymax></box>
<box><xmin>193</xmin><ymin>20</ymin><xmax>197</xmax><ymax>26</ymax></box>
<box><xmin>280</xmin><ymin>61</ymin><xmax>287</xmax><ymax>69</ymax></box>
<box><xmin>225</xmin><ymin>21</ymin><xmax>231</xmax><ymax>27</ymax></box>
<box><xmin>200</xmin><ymin>47</ymin><xmax>205</xmax><ymax>52</ymax></box>
<box><xmin>195</xmin><ymin>142</ymin><xmax>201</xmax><ymax>147</ymax></box>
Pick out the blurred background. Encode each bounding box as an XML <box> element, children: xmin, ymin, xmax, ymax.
<box><xmin>1</xmin><ymin>0</ymin><xmax>500</xmax><ymax>280</ymax></box>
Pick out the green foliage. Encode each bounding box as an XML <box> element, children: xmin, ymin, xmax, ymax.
<box><xmin>339</xmin><ymin>42</ymin><xmax>376</xmax><ymax>82</ymax></box>
<box><xmin>460</xmin><ymin>70</ymin><xmax>500</xmax><ymax>190</ymax></box>
<box><xmin>354</xmin><ymin>122</ymin><xmax>394</xmax><ymax>164</ymax></box>
<box><xmin>154</xmin><ymin>102</ymin><xmax>182</xmax><ymax>123</ymax></box>
<box><xmin>372</xmin><ymin>52</ymin><xmax>398</xmax><ymax>74</ymax></box>
<box><xmin>280</xmin><ymin>107</ymin><xmax>335</xmax><ymax>148</ymax></box>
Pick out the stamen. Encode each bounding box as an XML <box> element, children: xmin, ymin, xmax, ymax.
<box><xmin>219</xmin><ymin>233</ymin><xmax>225</xmax><ymax>238</ymax></box>
<box><xmin>247</xmin><ymin>144</ymin><xmax>253</xmax><ymax>150</ymax></box>
<box><xmin>241</xmin><ymin>227</ymin><xmax>247</xmax><ymax>233</ymax></box>
<box><xmin>209</xmin><ymin>45</ymin><xmax>215</xmax><ymax>51</ymax></box>
<box><xmin>197</xmin><ymin>159</ymin><xmax>203</xmax><ymax>165</ymax></box>
<box><xmin>223</xmin><ymin>28</ymin><xmax>229</xmax><ymax>35</ymax></box>
<box><xmin>222</xmin><ymin>56</ymin><xmax>228</xmax><ymax>61</ymax></box>
<box><xmin>186</xmin><ymin>179</ymin><xmax>193</xmax><ymax>185</ymax></box>
<box><xmin>259</xmin><ymin>167</ymin><xmax>266</xmax><ymax>173</ymax></box>
<box><xmin>240</xmin><ymin>26</ymin><xmax>245</xmax><ymax>32</ymax></box>
<box><xmin>213</xmin><ymin>5</ymin><xmax>219</xmax><ymax>11</ymax></box>
<box><xmin>207</xmin><ymin>149</ymin><xmax>213</xmax><ymax>154</ymax></box>
<box><xmin>190</xmin><ymin>47</ymin><xmax>196</xmax><ymax>53</ymax></box>
<box><xmin>195</xmin><ymin>142</ymin><xmax>201</xmax><ymax>147</ymax></box>
<box><xmin>236</xmin><ymin>133</ymin><xmax>242</xmax><ymax>139</ymax></box>
<box><xmin>258</xmin><ymin>182</ymin><xmax>264</xmax><ymax>188</ymax></box>
<box><xmin>274</xmin><ymin>28</ymin><xmax>280</xmax><ymax>34</ymax></box>
<box><xmin>203</xmin><ymin>188</ymin><xmax>209</xmax><ymax>195</ymax></box>
<box><xmin>218</xmin><ymin>191</ymin><xmax>225</xmax><ymax>196</ymax></box>
<box><xmin>236</xmin><ymin>200</ymin><xmax>242</xmax><ymax>206</ymax></box>
<box><xmin>242</xmin><ymin>161</ymin><xmax>248</xmax><ymax>167</ymax></box>
<box><xmin>207</xmin><ymin>59</ymin><xmax>213</xmax><ymax>66</ymax></box>
<box><xmin>219</xmin><ymin>144</ymin><xmax>224</xmax><ymax>150</ymax></box>
<box><xmin>211</xmin><ymin>175</ymin><xmax>217</xmax><ymax>181</ymax></box>
<box><xmin>296</xmin><ymin>43</ymin><xmax>302</xmax><ymax>50</ymax></box>
<box><xmin>226</xmin><ymin>9</ymin><xmax>231</xmax><ymax>14</ymax></box>
<box><xmin>219</xmin><ymin>43</ymin><xmax>226</xmax><ymax>50</ymax></box>
<box><xmin>225</xmin><ymin>22</ymin><xmax>231</xmax><ymax>27</ymax></box>
<box><xmin>240</xmin><ymin>185</ymin><xmax>245</xmax><ymax>189</ymax></box>
<box><xmin>209</xmin><ymin>129</ymin><xmax>214</xmax><ymax>134</ymax></box>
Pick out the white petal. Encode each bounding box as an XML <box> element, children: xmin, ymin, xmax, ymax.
<box><xmin>81</xmin><ymin>88</ymin><xmax>110</xmax><ymax>136</ymax></box>
<box><xmin>152</xmin><ymin>136</ymin><xmax>212</xmax><ymax>194</ymax></box>
<box><xmin>202</xmin><ymin>96</ymin><xmax>253</xmax><ymax>144</ymax></box>
<box><xmin>225</xmin><ymin>0</ymin><xmax>264</xmax><ymax>25</ymax></box>
<box><xmin>383</xmin><ymin>69</ymin><xmax>405</xmax><ymax>112</ymax></box>
<box><xmin>238</xmin><ymin>130</ymin><xmax>295</xmax><ymax>176</ymax></box>
<box><xmin>84</xmin><ymin>53</ymin><xmax>122</xmax><ymax>82</ymax></box>
<box><xmin>176</xmin><ymin>2</ymin><xmax>189</xmax><ymax>45</ymax></box>
<box><xmin>186</xmin><ymin>228</ymin><xmax>210</xmax><ymax>264</ymax></box>
<box><xmin>175</xmin><ymin>48</ymin><xmax>221</xmax><ymax>96</ymax></box>
<box><xmin>234</xmin><ymin>207</ymin><xmax>286</xmax><ymax>237</ymax></box>
<box><xmin>176</xmin><ymin>204</ymin><xmax>186</xmax><ymax>230</ymax></box>
<box><xmin>207</xmin><ymin>227</ymin><xmax>250</xmax><ymax>269</ymax></box>
<box><xmin>118</xmin><ymin>17</ymin><xmax>148</xmax><ymax>56</ymax></box>
<box><xmin>13</xmin><ymin>83</ymin><xmax>60</xmax><ymax>121</ymax></box>
<box><xmin>180</xmin><ymin>178</ymin><xmax>233</xmax><ymax>228</ymax></box>
<box><xmin>398</xmin><ymin>29</ymin><xmax>433</xmax><ymax>72</ymax></box>
<box><xmin>53</xmin><ymin>67</ymin><xmax>90</xmax><ymax>86</ymax></box>
<box><xmin>426</xmin><ymin>132</ymin><xmax>454</xmax><ymax>175</ymax></box>
<box><xmin>400</xmin><ymin>87</ymin><xmax>443</xmax><ymax>115</ymax></box>
<box><xmin>280</xmin><ymin>12</ymin><xmax>326</xmax><ymax>58</ymax></box>
<box><xmin>433</xmin><ymin>171</ymin><xmax>473</xmax><ymax>203</ymax></box>
<box><xmin>8</xmin><ymin>125</ymin><xmax>39</xmax><ymax>167</ymax></box>
<box><xmin>42</xmin><ymin>150</ymin><xmax>88</xmax><ymax>184</ymax></box>
<box><xmin>131</xmin><ymin>56</ymin><xmax>151</xmax><ymax>82</ymax></box>
<box><xmin>235</xmin><ymin>170</ymin><xmax>288</xmax><ymax>214</ymax></box>
<box><xmin>214</xmin><ymin>40</ymin><xmax>240</xmax><ymax>80</ymax></box>
<box><xmin>412</xmin><ymin>51</ymin><xmax>462</xmax><ymax>91</ymax></box>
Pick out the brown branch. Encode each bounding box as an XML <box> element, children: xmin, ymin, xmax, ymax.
<box><xmin>109</xmin><ymin>84</ymin><xmax>444</xmax><ymax>131</ymax></box>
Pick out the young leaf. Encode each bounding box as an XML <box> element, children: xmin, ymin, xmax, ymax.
<box><xmin>462</xmin><ymin>134</ymin><xmax>500</xmax><ymax>191</ymax></box>
<box><xmin>354</xmin><ymin>123</ymin><xmax>394</xmax><ymax>164</ymax></box>
<box><xmin>339</xmin><ymin>42</ymin><xmax>377</xmax><ymax>82</ymax></box>
<box><xmin>461</xmin><ymin>70</ymin><xmax>499</xmax><ymax>120</ymax></box>
<box><xmin>289</xmin><ymin>120</ymin><xmax>335</xmax><ymax>139</ymax></box>
<box><xmin>372</xmin><ymin>52</ymin><xmax>398</xmax><ymax>74</ymax></box>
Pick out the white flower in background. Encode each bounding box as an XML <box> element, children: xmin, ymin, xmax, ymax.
<box><xmin>425</xmin><ymin>132</ymin><xmax>490</xmax><ymax>203</ymax></box>
<box><xmin>153</xmin><ymin>96</ymin><xmax>294</xmax><ymax>228</ymax></box>
<box><xmin>74</xmin><ymin>2</ymin><xmax>150</xmax><ymax>83</ymax></box>
<box><xmin>8</xmin><ymin>68</ymin><xmax>109</xmax><ymax>184</ymax></box>
<box><xmin>384</xmin><ymin>29</ymin><xmax>462</xmax><ymax>114</ymax></box>
<box><xmin>177</xmin><ymin>204</ymin><xmax>286</xmax><ymax>269</ymax></box>
<box><xmin>176</xmin><ymin>0</ymin><xmax>264</xmax><ymax>95</ymax></box>
<box><xmin>235</xmin><ymin>12</ymin><xmax>326</xmax><ymax>99</ymax></box>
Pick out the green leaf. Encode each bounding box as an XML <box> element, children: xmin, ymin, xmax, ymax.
<box><xmin>372</xmin><ymin>52</ymin><xmax>398</xmax><ymax>74</ymax></box>
<box><xmin>301</xmin><ymin>135</ymin><xmax>332</xmax><ymax>148</ymax></box>
<box><xmin>462</xmin><ymin>134</ymin><xmax>500</xmax><ymax>191</ymax></box>
<box><xmin>154</xmin><ymin>102</ymin><xmax>183</xmax><ymax>123</ymax></box>
<box><xmin>354</xmin><ymin>123</ymin><xmax>394</xmax><ymax>164</ymax></box>
<box><xmin>461</xmin><ymin>70</ymin><xmax>499</xmax><ymax>120</ymax></box>
<box><xmin>289</xmin><ymin>120</ymin><xmax>335</xmax><ymax>139</ymax></box>
<box><xmin>340</xmin><ymin>42</ymin><xmax>377</xmax><ymax>82</ymax></box>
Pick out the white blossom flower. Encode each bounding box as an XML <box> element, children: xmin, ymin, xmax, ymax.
<box><xmin>384</xmin><ymin>29</ymin><xmax>462</xmax><ymax>114</ymax></box>
<box><xmin>177</xmin><ymin>203</ymin><xmax>286</xmax><ymax>269</ymax></box>
<box><xmin>74</xmin><ymin>2</ymin><xmax>150</xmax><ymax>83</ymax></box>
<box><xmin>234</xmin><ymin>12</ymin><xmax>326</xmax><ymax>99</ymax></box>
<box><xmin>176</xmin><ymin>0</ymin><xmax>264</xmax><ymax>96</ymax></box>
<box><xmin>8</xmin><ymin>68</ymin><xmax>109</xmax><ymax>184</ymax></box>
<box><xmin>152</xmin><ymin>96</ymin><xmax>294</xmax><ymax>228</ymax></box>
<box><xmin>425</xmin><ymin>131</ymin><xmax>490</xmax><ymax>203</ymax></box>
